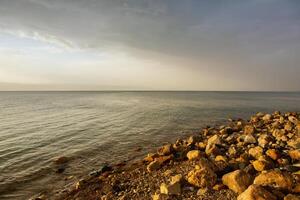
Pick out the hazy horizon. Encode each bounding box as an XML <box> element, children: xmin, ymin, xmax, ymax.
<box><xmin>1</xmin><ymin>0</ymin><xmax>300</xmax><ymax>91</ymax></box>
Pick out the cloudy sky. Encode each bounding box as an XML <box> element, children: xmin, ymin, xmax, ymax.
<box><xmin>0</xmin><ymin>0</ymin><xmax>300</xmax><ymax>91</ymax></box>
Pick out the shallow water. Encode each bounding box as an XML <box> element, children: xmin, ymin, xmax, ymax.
<box><xmin>0</xmin><ymin>91</ymin><xmax>300</xmax><ymax>199</ymax></box>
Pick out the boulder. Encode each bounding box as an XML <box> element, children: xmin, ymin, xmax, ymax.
<box><xmin>248</xmin><ymin>146</ymin><xmax>264</xmax><ymax>159</ymax></box>
<box><xmin>187</xmin><ymin>150</ymin><xmax>202</xmax><ymax>160</ymax></box>
<box><xmin>254</xmin><ymin>170</ymin><xmax>294</xmax><ymax>191</ymax></box>
<box><xmin>187</xmin><ymin>164</ymin><xmax>217</xmax><ymax>188</ymax></box>
<box><xmin>147</xmin><ymin>160</ymin><xmax>161</xmax><ymax>172</ymax></box>
<box><xmin>222</xmin><ymin>170</ymin><xmax>253</xmax><ymax>194</ymax></box>
<box><xmin>237</xmin><ymin>184</ymin><xmax>277</xmax><ymax>200</ymax></box>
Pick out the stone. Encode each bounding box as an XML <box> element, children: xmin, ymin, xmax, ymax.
<box><xmin>75</xmin><ymin>179</ymin><xmax>86</xmax><ymax>190</ymax></box>
<box><xmin>289</xmin><ymin>116</ymin><xmax>299</xmax><ymax>125</ymax></box>
<box><xmin>285</xmin><ymin>122</ymin><xmax>294</xmax><ymax>131</ymax></box>
<box><xmin>244</xmin><ymin>134</ymin><xmax>257</xmax><ymax>144</ymax></box>
<box><xmin>262</xmin><ymin>114</ymin><xmax>272</xmax><ymax>121</ymax></box>
<box><xmin>254</xmin><ymin>170</ymin><xmax>294</xmax><ymax>191</ymax></box>
<box><xmin>273</xmin><ymin>129</ymin><xmax>286</xmax><ymax>141</ymax></box>
<box><xmin>171</xmin><ymin>174</ymin><xmax>183</xmax><ymax>184</ymax></box>
<box><xmin>284</xmin><ymin>194</ymin><xmax>300</xmax><ymax>200</ymax></box>
<box><xmin>187</xmin><ymin>165</ymin><xmax>217</xmax><ymax>188</ymax></box>
<box><xmin>244</xmin><ymin>125</ymin><xmax>255</xmax><ymax>135</ymax></box>
<box><xmin>197</xmin><ymin>188</ymin><xmax>209</xmax><ymax>196</ymax></box>
<box><xmin>252</xmin><ymin>159</ymin><xmax>272</xmax><ymax>172</ymax></box>
<box><xmin>187</xmin><ymin>135</ymin><xmax>201</xmax><ymax>145</ymax></box>
<box><xmin>258</xmin><ymin>134</ymin><xmax>272</xmax><ymax>148</ymax></box>
<box><xmin>222</xmin><ymin>170</ymin><xmax>253</xmax><ymax>194</ymax></box>
<box><xmin>289</xmin><ymin>149</ymin><xmax>300</xmax><ymax>160</ymax></box>
<box><xmin>237</xmin><ymin>184</ymin><xmax>277</xmax><ymax>200</ymax></box>
<box><xmin>215</xmin><ymin>155</ymin><xmax>228</xmax><ymax>163</ymax></box>
<box><xmin>158</xmin><ymin>144</ymin><xmax>173</xmax><ymax>156</ymax></box>
<box><xmin>266</xmin><ymin>149</ymin><xmax>280</xmax><ymax>160</ymax></box>
<box><xmin>160</xmin><ymin>182</ymin><xmax>181</xmax><ymax>195</ymax></box>
<box><xmin>54</xmin><ymin>156</ymin><xmax>69</xmax><ymax>164</ymax></box>
<box><xmin>205</xmin><ymin>135</ymin><xmax>222</xmax><ymax>155</ymax></box>
<box><xmin>147</xmin><ymin>160</ymin><xmax>160</xmax><ymax>172</ymax></box>
<box><xmin>187</xmin><ymin>150</ymin><xmax>202</xmax><ymax>160</ymax></box>
<box><xmin>152</xmin><ymin>193</ymin><xmax>169</xmax><ymax>200</ymax></box>
<box><xmin>288</xmin><ymin>138</ymin><xmax>300</xmax><ymax>149</ymax></box>
<box><xmin>248</xmin><ymin>146</ymin><xmax>264</xmax><ymax>159</ymax></box>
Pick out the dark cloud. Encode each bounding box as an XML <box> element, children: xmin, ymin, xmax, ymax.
<box><xmin>0</xmin><ymin>0</ymin><xmax>300</xmax><ymax>90</ymax></box>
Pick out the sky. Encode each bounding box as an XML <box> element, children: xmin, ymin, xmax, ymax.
<box><xmin>0</xmin><ymin>0</ymin><xmax>300</xmax><ymax>91</ymax></box>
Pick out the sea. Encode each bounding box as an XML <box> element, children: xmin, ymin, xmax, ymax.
<box><xmin>0</xmin><ymin>91</ymin><xmax>300</xmax><ymax>199</ymax></box>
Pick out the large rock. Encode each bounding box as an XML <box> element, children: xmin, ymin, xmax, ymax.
<box><xmin>205</xmin><ymin>135</ymin><xmax>222</xmax><ymax>155</ymax></box>
<box><xmin>222</xmin><ymin>170</ymin><xmax>253</xmax><ymax>194</ymax></box>
<box><xmin>289</xmin><ymin>150</ymin><xmax>300</xmax><ymax>160</ymax></box>
<box><xmin>237</xmin><ymin>184</ymin><xmax>277</xmax><ymax>200</ymax></box>
<box><xmin>248</xmin><ymin>146</ymin><xmax>264</xmax><ymax>159</ymax></box>
<box><xmin>254</xmin><ymin>170</ymin><xmax>294</xmax><ymax>191</ymax></box>
<box><xmin>187</xmin><ymin>164</ymin><xmax>217</xmax><ymax>188</ymax></box>
<box><xmin>187</xmin><ymin>150</ymin><xmax>202</xmax><ymax>160</ymax></box>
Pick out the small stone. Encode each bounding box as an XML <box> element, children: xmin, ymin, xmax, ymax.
<box><xmin>187</xmin><ymin>150</ymin><xmax>202</xmax><ymax>160</ymax></box>
<box><xmin>197</xmin><ymin>188</ymin><xmax>209</xmax><ymax>196</ymax></box>
<box><xmin>266</xmin><ymin>149</ymin><xmax>280</xmax><ymax>160</ymax></box>
<box><xmin>289</xmin><ymin>149</ymin><xmax>300</xmax><ymax>160</ymax></box>
<box><xmin>171</xmin><ymin>174</ymin><xmax>183</xmax><ymax>184</ymax></box>
<box><xmin>158</xmin><ymin>144</ymin><xmax>173</xmax><ymax>156</ymax></box>
<box><xmin>289</xmin><ymin>116</ymin><xmax>298</xmax><ymax>124</ymax></box>
<box><xmin>262</xmin><ymin>114</ymin><xmax>272</xmax><ymax>121</ymax></box>
<box><xmin>254</xmin><ymin>170</ymin><xmax>294</xmax><ymax>191</ymax></box>
<box><xmin>244</xmin><ymin>125</ymin><xmax>255</xmax><ymax>135</ymax></box>
<box><xmin>252</xmin><ymin>159</ymin><xmax>272</xmax><ymax>172</ymax></box>
<box><xmin>244</xmin><ymin>134</ymin><xmax>257</xmax><ymax>144</ymax></box>
<box><xmin>205</xmin><ymin>135</ymin><xmax>222</xmax><ymax>156</ymax></box>
<box><xmin>287</xmin><ymin>138</ymin><xmax>300</xmax><ymax>149</ymax></box>
<box><xmin>258</xmin><ymin>134</ymin><xmax>272</xmax><ymax>148</ymax></box>
<box><xmin>213</xmin><ymin>183</ymin><xmax>226</xmax><ymax>191</ymax></box>
<box><xmin>75</xmin><ymin>179</ymin><xmax>86</xmax><ymax>190</ymax></box>
<box><xmin>187</xmin><ymin>135</ymin><xmax>201</xmax><ymax>145</ymax></box>
<box><xmin>237</xmin><ymin>184</ymin><xmax>277</xmax><ymax>200</ymax></box>
<box><xmin>54</xmin><ymin>156</ymin><xmax>69</xmax><ymax>164</ymax></box>
<box><xmin>147</xmin><ymin>160</ymin><xmax>160</xmax><ymax>172</ymax></box>
<box><xmin>284</xmin><ymin>194</ymin><xmax>300</xmax><ymax>200</ymax></box>
<box><xmin>215</xmin><ymin>155</ymin><xmax>228</xmax><ymax>163</ymax></box>
<box><xmin>160</xmin><ymin>182</ymin><xmax>181</xmax><ymax>195</ymax></box>
<box><xmin>164</xmin><ymin>169</ymin><xmax>173</xmax><ymax>176</ymax></box>
<box><xmin>222</xmin><ymin>170</ymin><xmax>253</xmax><ymax>194</ymax></box>
<box><xmin>248</xmin><ymin>146</ymin><xmax>263</xmax><ymax>159</ymax></box>
<box><xmin>152</xmin><ymin>193</ymin><xmax>168</xmax><ymax>200</ymax></box>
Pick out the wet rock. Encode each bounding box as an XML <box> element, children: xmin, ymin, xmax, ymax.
<box><xmin>186</xmin><ymin>150</ymin><xmax>202</xmax><ymax>160</ymax></box>
<box><xmin>55</xmin><ymin>166</ymin><xmax>65</xmax><ymax>173</ymax></box>
<box><xmin>284</xmin><ymin>194</ymin><xmax>300</xmax><ymax>200</ymax></box>
<box><xmin>289</xmin><ymin>150</ymin><xmax>300</xmax><ymax>160</ymax></box>
<box><xmin>237</xmin><ymin>184</ymin><xmax>277</xmax><ymax>200</ymax></box>
<box><xmin>254</xmin><ymin>170</ymin><xmax>294</xmax><ymax>191</ymax></box>
<box><xmin>158</xmin><ymin>144</ymin><xmax>173</xmax><ymax>156</ymax></box>
<box><xmin>187</xmin><ymin>164</ymin><xmax>217</xmax><ymax>188</ymax></box>
<box><xmin>54</xmin><ymin>156</ymin><xmax>69</xmax><ymax>164</ymax></box>
<box><xmin>147</xmin><ymin>160</ymin><xmax>160</xmax><ymax>172</ymax></box>
<box><xmin>222</xmin><ymin>170</ymin><xmax>253</xmax><ymax>194</ymax></box>
<box><xmin>248</xmin><ymin>146</ymin><xmax>264</xmax><ymax>159</ymax></box>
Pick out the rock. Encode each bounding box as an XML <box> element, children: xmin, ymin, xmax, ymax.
<box><xmin>152</xmin><ymin>193</ymin><xmax>169</xmax><ymax>200</ymax></box>
<box><xmin>54</xmin><ymin>156</ymin><xmax>69</xmax><ymax>164</ymax></box>
<box><xmin>254</xmin><ymin>170</ymin><xmax>294</xmax><ymax>191</ymax></box>
<box><xmin>187</xmin><ymin>164</ymin><xmax>217</xmax><ymax>188</ymax></box>
<box><xmin>155</xmin><ymin>155</ymin><xmax>173</xmax><ymax>165</ymax></box>
<box><xmin>266</xmin><ymin>149</ymin><xmax>280</xmax><ymax>160</ymax></box>
<box><xmin>288</xmin><ymin>138</ymin><xmax>300</xmax><ymax>149</ymax></box>
<box><xmin>284</xmin><ymin>194</ymin><xmax>300</xmax><ymax>200</ymax></box>
<box><xmin>187</xmin><ymin>135</ymin><xmax>201</xmax><ymax>145</ymax></box>
<box><xmin>237</xmin><ymin>184</ymin><xmax>277</xmax><ymax>200</ymax></box>
<box><xmin>205</xmin><ymin>135</ymin><xmax>222</xmax><ymax>155</ymax></box>
<box><xmin>289</xmin><ymin>150</ymin><xmax>300</xmax><ymax>160</ymax></box>
<box><xmin>197</xmin><ymin>188</ymin><xmax>209</xmax><ymax>196</ymax></box>
<box><xmin>215</xmin><ymin>155</ymin><xmax>228</xmax><ymax>163</ymax></box>
<box><xmin>248</xmin><ymin>146</ymin><xmax>264</xmax><ymax>159</ymax></box>
<box><xmin>244</xmin><ymin>134</ymin><xmax>257</xmax><ymax>144</ymax></box>
<box><xmin>147</xmin><ymin>160</ymin><xmax>160</xmax><ymax>172</ymax></box>
<box><xmin>222</xmin><ymin>170</ymin><xmax>253</xmax><ymax>194</ymax></box>
<box><xmin>144</xmin><ymin>153</ymin><xmax>158</xmax><ymax>162</ymax></box>
<box><xmin>75</xmin><ymin>179</ymin><xmax>86</xmax><ymax>190</ymax></box>
<box><xmin>160</xmin><ymin>182</ymin><xmax>181</xmax><ymax>195</ymax></box>
<box><xmin>187</xmin><ymin>150</ymin><xmax>202</xmax><ymax>160</ymax></box>
<box><xmin>285</xmin><ymin>122</ymin><xmax>294</xmax><ymax>131</ymax></box>
<box><xmin>263</xmin><ymin>114</ymin><xmax>272</xmax><ymax>121</ymax></box>
<box><xmin>252</xmin><ymin>159</ymin><xmax>272</xmax><ymax>172</ymax></box>
<box><xmin>171</xmin><ymin>174</ymin><xmax>183</xmax><ymax>184</ymax></box>
<box><xmin>273</xmin><ymin>129</ymin><xmax>286</xmax><ymax>141</ymax></box>
<box><xmin>244</xmin><ymin>125</ymin><xmax>255</xmax><ymax>135</ymax></box>
<box><xmin>289</xmin><ymin>116</ymin><xmax>299</xmax><ymax>125</ymax></box>
<box><xmin>158</xmin><ymin>144</ymin><xmax>173</xmax><ymax>156</ymax></box>
<box><xmin>258</xmin><ymin>134</ymin><xmax>273</xmax><ymax>148</ymax></box>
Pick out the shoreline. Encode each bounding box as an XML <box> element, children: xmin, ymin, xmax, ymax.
<box><xmin>36</xmin><ymin>111</ymin><xmax>299</xmax><ymax>200</ymax></box>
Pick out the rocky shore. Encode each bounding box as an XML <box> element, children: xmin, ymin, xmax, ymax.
<box><xmin>44</xmin><ymin>112</ymin><xmax>299</xmax><ymax>200</ymax></box>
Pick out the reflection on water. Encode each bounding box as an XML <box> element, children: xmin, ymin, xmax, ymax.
<box><xmin>0</xmin><ymin>91</ymin><xmax>300</xmax><ymax>199</ymax></box>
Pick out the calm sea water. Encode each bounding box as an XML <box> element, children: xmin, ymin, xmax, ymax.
<box><xmin>1</xmin><ymin>91</ymin><xmax>300</xmax><ymax>199</ymax></box>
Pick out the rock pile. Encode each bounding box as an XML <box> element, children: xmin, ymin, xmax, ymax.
<box><xmin>58</xmin><ymin>112</ymin><xmax>300</xmax><ymax>200</ymax></box>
